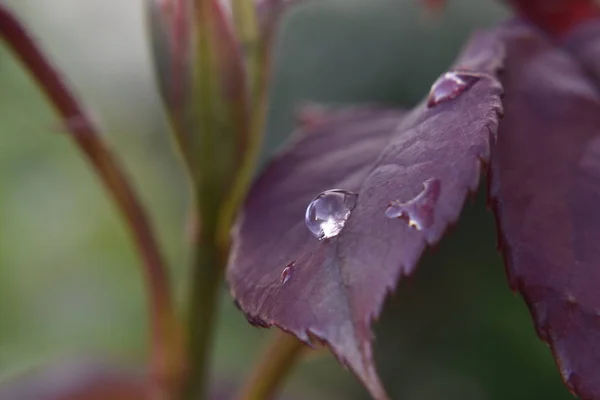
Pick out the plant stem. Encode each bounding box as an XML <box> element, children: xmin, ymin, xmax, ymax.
<box><xmin>0</xmin><ymin>6</ymin><xmax>181</xmax><ymax>394</ymax></box>
<box><xmin>238</xmin><ymin>331</ymin><xmax>306</xmax><ymax>400</ymax></box>
<box><xmin>183</xmin><ymin>224</ymin><xmax>225</xmax><ymax>399</ymax></box>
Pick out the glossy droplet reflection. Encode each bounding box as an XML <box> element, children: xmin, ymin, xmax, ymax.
<box><xmin>427</xmin><ymin>71</ymin><xmax>480</xmax><ymax>108</ymax></box>
<box><xmin>305</xmin><ymin>189</ymin><xmax>358</xmax><ymax>240</ymax></box>
<box><xmin>281</xmin><ymin>262</ymin><xmax>295</xmax><ymax>285</ymax></box>
<box><xmin>385</xmin><ymin>178</ymin><xmax>441</xmax><ymax>230</ymax></box>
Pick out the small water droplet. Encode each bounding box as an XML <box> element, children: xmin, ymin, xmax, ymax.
<box><xmin>427</xmin><ymin>71</ymin><xmax>480</xmax><ymax>108</ymax></box>
<box><xmin>281</xmin><ymin>262</ymin><xmax>295</xmax><ymax>284</ymax></box>
<box><xmin>385</xmin><ymin>178</ymin><xmax>441</xmax><ymax>230</ymax></box>
<box><xmin>305</xmin><ymin>189</ymin><xmax>358</xmax><ymax>240</ymax></box>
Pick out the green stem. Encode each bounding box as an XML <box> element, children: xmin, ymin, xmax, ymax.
<box><xmin>183</xmin><ymin>225</ymin><xmax>225</xmax><ymax>400</ymax></box>
<box><xmin>237</xmin><ymin>331</ymin><xmax>306</xmax><ymax>400</ymax></box>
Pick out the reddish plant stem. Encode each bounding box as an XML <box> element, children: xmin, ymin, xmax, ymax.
<box><xmin>503</xmin><ymin>0</ymin><xmax>600</xmax><ymax>37</ymax></box>
<box><xmin>0</xmin><ymin>5</ymin><xmax>181</xmax><ymax>393</ymax></box>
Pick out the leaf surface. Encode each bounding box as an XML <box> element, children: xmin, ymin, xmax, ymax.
<box><xmin>490</xmin><ymin>22</ymin><xmax>600</xmax><ymax>400</ymax></box>
<box><xmin>228</xmin><ymin>29</ymin><xmax>504</xmax><ymax>399</ymax></box>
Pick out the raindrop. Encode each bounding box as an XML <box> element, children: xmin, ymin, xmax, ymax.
<box><xmin>281</xmin><ymin>262</ymin><xmax>295</xmax><ymax>284</ymax></box>
<box><xmin>305</xmin><ymin>189</ymin><xmax>358</xmax><ymax>240</ymax></box>
<box><xmin>385</xmin><ymin>178</ymin><xmax>441</xmax><ymax>230</ymax></box>
<box><xmin>427</xmin><ymin>71</ymin><xmax>480</xmax><ymax>108</ymax></box>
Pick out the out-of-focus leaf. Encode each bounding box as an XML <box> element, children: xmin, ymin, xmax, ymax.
<box><xmin>564</xmin><ymin>18</ymin><xmax>600</xmax><ymax>85</ymax></box>
<box><xmin>227</xmin><ymin>29</ymin><xmax>504</xmax><ymax>399</ymax></box>
<box><xmin>0</xmin><ymin>361</ymin><xmax>148</xmax><ymax>400</ymax></box>
<box><xmin>490</xmin><ymin>22</ymin><xmax>600</xmax><ymax>400</ymax></box>
<box><xmin>502</xmin><ymin>0</ymin><xmax>600</xmax><ymax>36</ymax></box>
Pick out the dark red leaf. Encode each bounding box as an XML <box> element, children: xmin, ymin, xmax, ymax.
<box><xmin>490</xmin><ymin>22</ymin><xmax>600</xmax><ymax>400</ymax></box>
<box><xmin>227</xmin><ymin>31</ymin><xmax>504</xmax><ymax>399</ymax></box>
<box><xmin>503</xmin><ymin>0</ymin><xmax>600</xmax><ymax>36</ymax></box>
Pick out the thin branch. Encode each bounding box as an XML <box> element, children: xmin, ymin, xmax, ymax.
<box><xmin>237</xmin><ymin>331</ymin><xmax>306</xmax><ymax>400</ymax></box>
<box><xmin>0</xmin><ymin>5</ymin><xmax>182</xmax><ymax>393</ymax></box>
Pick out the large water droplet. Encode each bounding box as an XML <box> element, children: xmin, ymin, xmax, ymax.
<box><xmin>281</xmin><ymin>262</ymin><xmax>295</xmax><ymax>284</ymax></box>
<box><xmin>385</xmin><ymin>178</ymin><xmax>441</xmax><ymax>230</ymax></box>
<box><xmin>305</xmin><ymin>189</ymin><xmax>358</xmax><ymax>240</ymax></box>
<box><xmin>427</xmin><ymin>71</ymin><xmax>480</xmax><ymax>108</ymax></box>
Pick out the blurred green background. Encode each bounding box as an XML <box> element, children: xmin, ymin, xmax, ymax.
<box><xmin>0</xmin><ymin>0</ymin><xmax>574</xmax><ymax>399</ymax></box>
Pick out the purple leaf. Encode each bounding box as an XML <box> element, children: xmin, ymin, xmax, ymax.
<box><xmin>490</xmin><ymin>22</ymin><xmax>600</xmax><ymax>400</ymax></box>
<box><xmin>227</xmin><ymin>30</ymin><xmax>504</xmax><ymax>399</ymax></box>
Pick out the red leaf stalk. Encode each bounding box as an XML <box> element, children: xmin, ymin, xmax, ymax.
<box><xmin>0</xmin><ymin>5</ymin><xmax>182</xmax><ymax>394</ymax></box>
